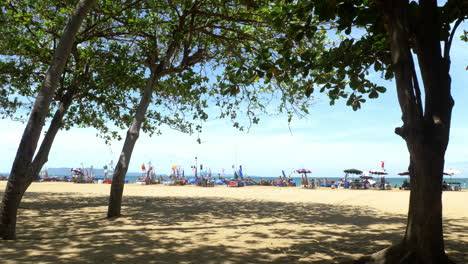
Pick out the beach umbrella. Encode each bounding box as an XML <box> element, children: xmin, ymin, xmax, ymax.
<box><xmin>343</xmin><ymin>169</ymin><xmax>363</xmax><ymax>175</ymax></box>
<box><xmin>397</xmin><ymin>171</ymin><xmax>410</xmax><ymax>188</ymax></box>
<box><xmin>282</xmin><ymin>170</ymin><xmax>287</xmax><ymax>178</ymax></box>
<box><xmin>239</xmin><ymin>165</ymin><xmax>244</xmax><ymax>179</ymax></box>
<box><xmin>369</xmin><ymin>169</ymin><xmax>388</xmax><ymax>175</ymax></box>
<box><xmin>70</xmin><ymin>168</ymin><xmax>84</xmax><ymax>175</ymax></box>
<box><xmin>360</xmin><ymin>175</ymin><xmax>373</xmax><ymax>180</ymax></box>
<box><xmin>295</xmin><ymin>169</ymin><xmax>312</xmax><ymax>178</ymax></box>
<box><xmin>397</xmin><ymin>171</ymin><xmax>410</xmax><ymax>180</ymax></box>
<box><xmin>295</xmin><ymin>169</ymin><xmax>312</xmax><ymax>179</ymax></box>
<box><xmin>343</xmin><ymin>169</ymin><xmax>362</xmax><ymax>181</ymax></box>
<box><xmin>295</xmin><ymin>169</ymin><xmax>312</xmax><ymax>185</ymax></box>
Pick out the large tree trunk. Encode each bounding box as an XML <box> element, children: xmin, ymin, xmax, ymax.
<box><xmin>401</xmin><ymin>144</ymin><xmax>449</xmax><ymax>262</ymax></box>
<box><xmin>355</xmin><ymin>0</ymin><xmax>455</xmax><ymax>263</ymax></box>
<box><xmin>400</xmin><ymin>0</ymin><xmax>453</xmax><ymax>261</ymax></box>
<box><xmin>0</xmin><ymin>0</ymin><xmax>95</xmax><ymax>240</ymax></box>
<box><xmin>107</xmin><ymin>70</ymin><xmax>158</xmax><ymax>218</ymax></box>
<box><xmin>358</xmin><ymin>142</ymin><xmax>454</xmax><ymax>264</ymax></box>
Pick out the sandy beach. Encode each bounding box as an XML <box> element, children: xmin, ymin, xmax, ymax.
<box><xmin>0</xmin><ymin>182</ymin><xmax>467</xmax><ymax>263</ymax></box>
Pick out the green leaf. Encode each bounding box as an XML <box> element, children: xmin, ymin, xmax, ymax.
<box><xmin>375</xmin><ymin>86</ymin><xmax>387</xmax><ymax>93</ymax></box>
<box><xmin>369</xmin><ymin>90</ymin><xmax>379</xmax><ymax>98</ymax></box>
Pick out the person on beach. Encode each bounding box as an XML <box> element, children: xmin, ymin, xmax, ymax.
<box><xmin>380</xmin><ymin>175</ymin><xmax>386</xmax><ymax>189</ymax></box>
<box><xmin>308</xmin><ymin>178</ymin><xmax>315</xmax><ymax>189</ymax></box>
<box><xmin>301</xmin><ymin>176</ymin><xmax>308</xmax><ymax>187</ymax></box>
<box><xmin>277</xmin><ymin>176</ymin><xmax>283</xmax><ymax>186</ymax></box>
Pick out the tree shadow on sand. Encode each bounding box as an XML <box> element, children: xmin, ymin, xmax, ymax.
<box><xmin>1</xmin><ymin>192</ymin><xmax>467</xmax><ymax>263</ymax></box>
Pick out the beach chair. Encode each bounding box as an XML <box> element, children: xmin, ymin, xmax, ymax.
<box><xmin>229</xmin><ymin>180</ymin><xmax>244</xmax><ymax>187</ymax></box>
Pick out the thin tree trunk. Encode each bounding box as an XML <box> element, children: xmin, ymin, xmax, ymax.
<box><xmin>0</xmin><ymin>0</ymin><xmax>96</xmax><ymax>240</ymax></box>
<box><xmin>106</xmin><ymin>21</ymin><xmax>184</xmax><ymax>217</ymax></box>
<box><xmin>107</xmin><ymin>70</ymin><xmax>158</xmax><ymax>217</ymax></box>
<box><xmin>0</xmin><ymin>90</ymin><xmax>79</xmax><ymax>240</ymax></box>
<box><xmin>31</xmin><ymin>89</ymin><xmax>77</xmax><ymax>173</ymax></box>
<box><xmin>0</xmin><ymin>91</ymin><xmax>75</xmax><ymax>240</ymax></box>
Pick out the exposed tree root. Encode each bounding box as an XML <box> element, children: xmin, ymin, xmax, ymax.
<box><xmin>344</xmin><ymin>243</ymin><xmax>456</xmax><ymax>264</ymax></box>
<box><xmin>0</xmin><ymin>227</ymin><xmax>16</xmax><ymax>240</ymax></box>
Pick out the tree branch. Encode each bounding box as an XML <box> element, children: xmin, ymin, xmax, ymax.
<box><xmin>444</xmin><ymin>17</ymin><xmax>464</xmax><ymax>59</ymax></box>
<box><xmin>30</xmin><ymin>86</ymin><xmax>76</xmax><ymax>173</ymax></box>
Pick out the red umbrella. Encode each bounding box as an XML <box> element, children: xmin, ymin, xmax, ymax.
<box><xmin>398</xmin><ymin>171</ymin><xmax>410</xmax><ymax>176</ymax></box>
<box><xmin>295</xmin><ymin>169</ymin><xmax>312</xmax><ymax>186</ymax></box>
<box><xmin>70</xmin><ymin>168</ymin><xmax>84</xmax><ymax>176</ymax></box>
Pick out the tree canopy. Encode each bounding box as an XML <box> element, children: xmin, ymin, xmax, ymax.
<box><xmin>0</xmin><ymin>0</ymin><xmax>318</xmax><ymax>141</ymax></box>
<box><xmin>0</xmin><ymin>0</ymin><xmax>211</xmax><ymax>142</ymax></box>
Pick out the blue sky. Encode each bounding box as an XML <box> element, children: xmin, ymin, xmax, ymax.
<box><xmin>1</xmin><ymin>26</ymin><xmax>467</xmax><ymax>178</ymax></box>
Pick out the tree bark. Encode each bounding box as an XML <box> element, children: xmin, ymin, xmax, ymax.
<box><xmin>107</xmin><ymin>69</ymin><xmax>159</xmax><ymax>217</ymax></box>
<box><xmin>106</xmin><ymin>17</ymin><xmax>186</xmax><ymax>217</ymax></box>
<box><xmin>401</xmin><ymin>143</ymin><xmax>450</xmax><ymax>263</ymax></box>
<box><xmin>354</xmin><ymin>0</ymin><xmax>455</xmax><ymax>263</ymax></box>
<box><xmin>31</xmin><ymin>89</ymin><xmax>77</xmax><ymax>172</ymax></box>
<box><xmin>0</xmin><ymin>0</ymin><xmax>96</xmax><ymax>240</ymax></box>
<box><xmin>402</xmin><ymin>1</ymin><xmax>453</xmax><ymax>261</ymax></box>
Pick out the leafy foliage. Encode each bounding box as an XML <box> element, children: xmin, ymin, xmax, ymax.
<box><xmin>237</xmin><ymin>0</ymin><xmax>396</xmax><ymax>111</ymax></box>
<box><xmin>1</xmin><ymin>0</ymin><xmax>278</xmax><ymax>141</ymax></box>
<box><xmin>2</xmin><ymin>0</ymin><xmax>466</xmax><ymax>137</ymax></box>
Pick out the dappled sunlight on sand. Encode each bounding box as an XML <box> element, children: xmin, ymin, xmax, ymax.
<box><xmin>0</xmin><ymin>182</ymin><xmax>467</xmax><ymax>263</ymax></box>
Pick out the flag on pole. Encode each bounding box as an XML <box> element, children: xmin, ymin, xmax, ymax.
<box><xmin>141</xmin><ymin>163</ymin><xmax>146</xmax><ymax>172</ymax></box>
<box><xmin>381</xmin><ymin>161</ymin><xmax>385</xmax><ymax>169</ymax></box>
